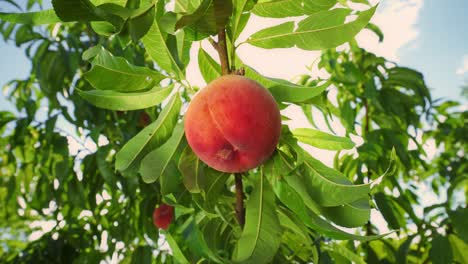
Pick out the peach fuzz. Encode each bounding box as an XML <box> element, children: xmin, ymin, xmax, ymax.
<box><xmin>184</xmin><ymin>75</ymin><xmax>281</xmax><ymax>173</ymax></box>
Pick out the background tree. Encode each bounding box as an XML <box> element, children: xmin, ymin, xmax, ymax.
<box><xmin>0</xmin><ymin>0</ymin><xmax>466</xmax><ymax>263</ymax></box>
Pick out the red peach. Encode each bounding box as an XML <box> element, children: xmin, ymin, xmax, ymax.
<box><xmin>153</xmin><ymin>204</ymin><xmax>174</xmax><ymax>230</ymax></box>
<box><xmin>184</xmin><ymin>75</ymin><xmax>281</xmax><ymax>173</ymax></box>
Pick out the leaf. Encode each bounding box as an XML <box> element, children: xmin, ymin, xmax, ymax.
<box><xmin>292</xmin><ymin>128</ymin><xmax>355</xmax><ymax>150</ymax></box>
<box><xmin>320</xmin><ymin>197</ymin><xmax>370</xmax><ymax>228</ymax></box>
<box><xmin>366</xmin><ymin>22</ymin><xmax>383</xmax><ymax>42</ymax></box>
<box><xmin>83</xmin><ymin>45</ymin><xmax>165</xmax><ymax>92</ymax></box>
<box><xmin>77</xmin><ymin>85</ymin><xmax>173</xmax><ymax>111</ymax></box>
<box><xmin>265</xmin><ymin>153</ymin><xmax>384</xmax><ymax>241</ymax></box>
<box><xmin>430</xmin><ymin>235</ymin><xmax>453</xmax><ymax>264</ymax></box>
<box><xmin>139</xmin><ymin>123</ymin><xmax>185</xmax><ymax>183</ymax></box>
<box><xmin>198</xmin><ymin>47</ymin><xmax>221</xmax><ymax>83</ymax></box>
<box><xmin>241</xmin><ymin>64</ymin><xmax>328</xmax><ymax>102</ymax></box>
<box><xmin>325</xmin><ymin>243</ymin><xmax>366</xmax><ymax>264</ymax></box>
<box><xmin>115</xmin><ymin>94</ymin><xmax>181</xmax><ymax>171</ymax></box>
<box><xmin>252</xmin><ymin>0</ymin><xmax>337</xmax><ymax>18</ymax></box>
<box><xmin>300</xmin><ymin>150</ymin><xmax>371</xmax><ymax>206</ymax></box>
<box><xmin>0</xmin><ymin>10</ymin><xmax>61</xmax><ymax>25</ymax></box>
<box><xmin>52</xmin><ymin>0</ymin><xmax>101</xmax><ymax>21</ymax></box>
<box><xmin>142</xmin><ymin>16</ymin><xmax>185</xmax><ymax>79</ymax></box>
<box><xmin>247</xmin><ymin>6</ymin><xmax>377</xmax><ymax>50</ymax></box>
<box><xmin>374</xmin><ymin>192</ymin><xmax>405</xmax><ymax>230</ymax></box>
<box><xmin>449</xmin><ymin>207</ymin><xmax>468</xmax><ymax>243</ymax></box>
<box><xmin>230</xmin><ymin>0</ymin><xmax>256</xmax><ymax>41</ymax></box>
<box><xmin>164</xmin><ymin>232</ymin><xmax>190</xmax><ymax>264</ymax></box>
<box><xmin>178</xmin><ymin>146</ymin><xmax>204</xmax><ymax>193</ymax></box>
<box><xmin>449</xmin><ymin>234</ymin><xmax>468</xmax><ymax>264</ymax></box>
<box><xmin>175</xmin><ymin>0</ymin><xmax>233</xmax><ymax>35</ymax></box>
<box><xmin>128</xmin><ymin>6</ymin><xmax>155</xmax><ymax>41</ymax></box>
<box><xmin>234</xmin><ymin>168</ymin><xmax>281</xmax><ymax>263</ymax></box>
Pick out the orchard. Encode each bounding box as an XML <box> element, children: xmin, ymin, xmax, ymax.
<box><xmin>0</xmin><ymin>0</ymin><xmax>467</xmax><ymax>263</ymax></box>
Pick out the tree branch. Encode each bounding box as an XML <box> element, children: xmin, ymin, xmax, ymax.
<box><xmin>234</xmin><ymin>173</ymin><xmax>245</xmax><ymax>227</ymax></box>
<box><xmin>214</xmin><ymin>29</ymin><xmax>231</xmax><ymax>75</ymax></box>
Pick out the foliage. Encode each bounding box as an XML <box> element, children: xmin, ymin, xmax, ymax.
<box><xmin>0</xmin><ymin>0</ymin><xmax>466</xmax><ymax>263</ymax></box>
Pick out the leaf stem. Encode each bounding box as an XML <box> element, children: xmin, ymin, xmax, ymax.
<box><xmin>234</xmin><ymin>173</ymin><xmax>245</xmax><ymax>227</ymax></box>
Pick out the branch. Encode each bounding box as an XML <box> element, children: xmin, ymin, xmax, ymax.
<box><xmin>212</xmin><ymin>29</ymin><xmax>231</xmax><ymax>75</ymax></box>
<box><xmin>234</xmin><ymin>173</ymin><xmax>245</xmax><ymax>227</ymax></box>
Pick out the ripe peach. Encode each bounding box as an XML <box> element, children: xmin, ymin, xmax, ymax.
<box><xmin>184</xmin><ymin>75</ymin><xmax>281</xmax><ymax>173</ymax></box>
<box><xmin>153</xmin><ymin>204</ymin><xmax>174</xmax><ymax>230</ymax></box>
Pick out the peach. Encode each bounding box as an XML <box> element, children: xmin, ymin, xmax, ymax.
<box><xmin>153</xmin><ymin>204</ymin><xmax>174</xmax><ymax>230</ymax></box>
<box><xmin>184</xmin><ymin>75</ymin><xmax>281</xmax><ymax>173</ymax></box>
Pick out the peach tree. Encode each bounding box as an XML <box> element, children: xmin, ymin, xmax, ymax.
<box><xmin>1</xmin><ymin>0</ymin><xmax>467</xmax><ymax>263</ymax></box>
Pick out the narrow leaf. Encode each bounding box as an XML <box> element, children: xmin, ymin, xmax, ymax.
<box><xmin>252</xmin><ymin>0</ymin><xmax>337</xmax><ymax>18</ymax></box>
<box><xmin>115</xmin><ymin>94</ymin><xmax>181</xmax><ymax>171</ymax></box>
<box><xmin>0</xmin><ymin>10</ymin><xmax>61</xmax><ymax>25</ymax></box>
<box><xmin>142</xmin><ymin>17</ymin><xmax>185</xmax><ymax>79</ymax></box>
<box><xmin>140</xmin><ymin>123</ymin><xmax>185</xmax><ymax>183</ymax></box>
<box><xmin>292</xmin><ymin>128</ymin><xmax>355</xmax><ymax>150</ymax></box>
<box><xmin>234</xmin><ymin>168</ymin><xmax>281</xmax><ymax>263</ymax></box>
<box><xmin>77</xmin><ymin>85</ymin><xmax>173</xmax><ymax>111</ymax></box>
<box><xmin>83</xmin><ymin>45</ymin><xmax>165</xmax><ymax>92</ymax></box>
<box><xmin>198</xmin><ymin>47</ymin><xmax>221</xmax><ymax>83</ymax></box>
<box><xmin>247</xmin><ymin>6</ymin><xmax>377</xmax><ymax>50</ymax></box>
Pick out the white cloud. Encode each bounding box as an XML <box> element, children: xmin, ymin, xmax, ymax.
<box><xmin>356</xmin><ymin>0</ymin><xmax>424</xmax><ymax>62</ymax></box>
<box><xmin>456</xmin><ymin>55</ymin><xmax>468</xmax><ymax>75</ymax></box>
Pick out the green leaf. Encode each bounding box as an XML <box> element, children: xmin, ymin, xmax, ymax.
<box><xmin>77</xmin><ymin>85</ymin><xmax>173</xmax><ymax>111</ymax></box>
<box><xmin>366</xmin><ymin>22</ymin><xmax>384</xmax><ymax>42</ymax></box>
<box><xmin>0</xmin><ymin>10</ymin><xmax>61</xmax><ymax>25</ymax></box>
<box><xmin>175</xmin><ymin>0</ymin><xmax>233</xmax><ymax>35</ymax></box>
<box><xmin>130</xmin><ymin>246</ymin><xmax>152</xmax><ymax>264</ymax></box>
<box><xmin>128</xmin><ymin>6</ymin><xmax>155</xmax><ymax>41</ymax></box>
<box><xmin>234</xmin><ymin>168</ymin><xmax>281</xmax><ymax>263</ymax></box>
<box><xmin>300</xmin><ymin>150</ymin><xmax>371</xmax><ymax>206</ymax></box>
<box><xmin>252</xmin><ymin>0</ymin><xmax>337</xmax><ymax>18</ymax></box>
<box><xmin>198</xmin><ymin>47</ymin><xmax>221</xmax><ymax>83</ymax></box>
<box><xmin>230</xmin><ymin>0</ymin><xmax>256</xmax><ymax>41</ymax></box>
<box><xmin>115</xmin><ymin>94</ymin><xmax>181</xmax><ymax>171</ymax></box>
<box><xmin>325</xmin><ymin>243</ymin><xmax>366</xmax><ymax>264</ymax></box>
<box><xmin>320</xmin><ymin>197</ymin><xmax>370</xmax><ymax>228</ymax></box>
<box><xmin>83</xmin><ymin>45</ymin><xmax>165</xmax><ymax>92</ymax></box>
<box><xmin>241</xmin><ymin>65</ymin><xmax>328</xmax><ymax>102</ymax></box>
<box><xmin>142</xmin><ymin>16</ymin><xmax>185</xmax><ymax>79</ymax></box>
<box><xmin>178</xmin><ymin>146</ymin><xmax>205</xmax><ymax>193</ymax></box>
<box><xmin>292</xmin><ymin>128</ymin><xmax>355</xmax><ymax>150</ymax></box>
<box><xmin>165</xmin><ymin>232</ymin><xmax>190</xmax><ymax>264</ymax></box>
<box><xmin>430</xmin><ymin>235</ymin><xmax>453</xmax><ymax>264</ymax></box>
<box><xmin>52</xmin><ymin>0</ymin><xmax>101</xmax><ymax>21</ymax></box>
<box><xmin>449</xmin><ymin>207</ymin><xmax>468</xmax><ymax>243</ymax></box>
<box><xmin>139</xmin><ymin>123</ymin><xmax>185</xmax><ymax>183</ymax></box>
<box><xmin>449</xmin><ymin>234</ymin><xmax>468</xmax><ymax>264</ymax></box>
<box><xmin>247</xmin><ymin>6</ymin><xmax>377</xmax><ymax>50</ymax></box>
<box><xmin>266</xmin><ymin>152</ymin><xmax>383</xmax><ymax>241</ymax></box>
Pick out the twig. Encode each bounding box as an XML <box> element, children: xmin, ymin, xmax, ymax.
<box><xmin>234</xmin><ymin>173</ymin><xmax>245</xmax><ymax>227</ymax></box>
<box><xmin>212</xmin><ymin>29</ymin><xmax>231</xmax><ymax>75</ymax></box>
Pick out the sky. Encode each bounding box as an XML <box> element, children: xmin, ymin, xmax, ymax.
<box><xmin>1</xmin><ymin>0</ymin><xmax>467</xmax><ymax>247</ymax></box>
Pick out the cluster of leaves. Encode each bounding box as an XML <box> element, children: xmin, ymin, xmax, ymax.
<box><xmin>297</xmin><ymin>41</ymin><xmax>467</xmax><ymax>263</ymax></box>
<box><xmin>0</xmin><ymin>0</ymin><xmax>466</xmax><ymax>263</ymax></box>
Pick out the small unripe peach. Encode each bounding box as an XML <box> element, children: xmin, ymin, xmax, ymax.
<box><xmin>184</xmin><ymin>75</ymin><xmax>281</xmax><ymax>173</ymax></box>
<box><xmin>153</xmin><ymin>204</ymin><xmax>174</xmax><ymax>230</ymax></box>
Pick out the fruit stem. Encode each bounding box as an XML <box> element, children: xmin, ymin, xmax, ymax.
<box><xmin>234</xmin><ymin>173</ymin><xmax>245</xmax><ymax>227</ymax></box>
